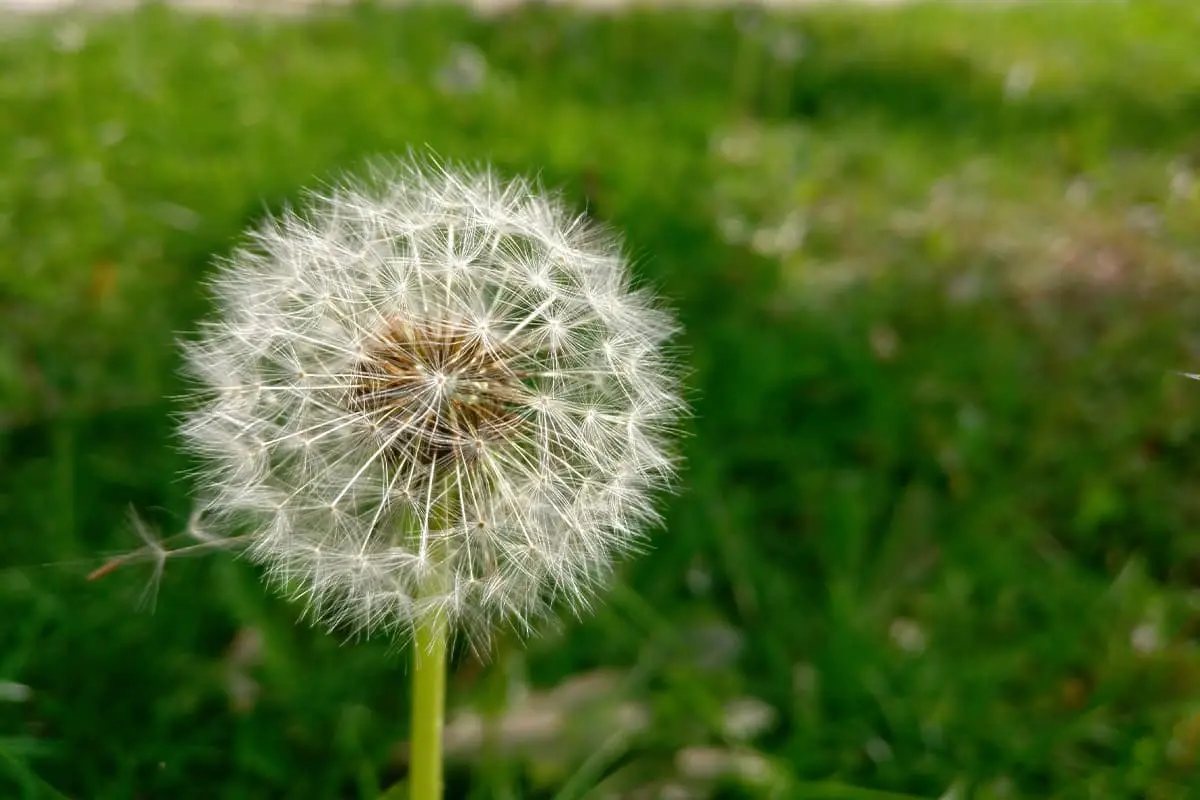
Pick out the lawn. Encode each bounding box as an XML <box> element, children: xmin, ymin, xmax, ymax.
<box><xmin>2</xmin><ymin>1</ymin><xmax>1200</xmax><ymax>797</ymax></box>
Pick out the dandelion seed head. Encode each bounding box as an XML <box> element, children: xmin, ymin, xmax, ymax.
<box><xmin>182</xmin><ymin>156</ymin><xmax>684</xmax><ymax>649</ymax></box>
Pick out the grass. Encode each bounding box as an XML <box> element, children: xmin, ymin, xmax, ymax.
<box><xmin>2</xmin><ymin>0</ymin><xmax>1200</xmax><ymax>797</ymax></box>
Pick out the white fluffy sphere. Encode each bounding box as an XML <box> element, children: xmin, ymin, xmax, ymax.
<box><xmin>180</xmin><ymin>157</ymin><xmax>683</xmax><ymax>647</ymax></box>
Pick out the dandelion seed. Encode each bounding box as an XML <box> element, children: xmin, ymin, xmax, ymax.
<box><xmin>86</xmin><ymin>557</ymin><xmax>127</xmax><ymax>582</ymax></box>
<box><xmin>89</xmin><ymin>509</ymin><xmax>213</xmax><ymax>608</ymax></box>
<box><xmin>129</xmin><ymin>513</ymin><xmax>168</xmax><ymax>612</ymax></box>
<box><xmin>180</xmin><ymin>155</ymin><xmax>685</xmax><ymax>649</ymax></box>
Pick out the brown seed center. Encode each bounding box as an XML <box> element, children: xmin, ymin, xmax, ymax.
<box><xmin>347</xmin><ymin>318</ymin><xmax>528</xmax><ymax>464</ymax></box>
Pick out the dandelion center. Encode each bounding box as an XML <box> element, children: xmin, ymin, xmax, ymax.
<box><xmin>348</xmin><ymin>317</ymin><xmax>529</xmax><ymax>465</ymax></box>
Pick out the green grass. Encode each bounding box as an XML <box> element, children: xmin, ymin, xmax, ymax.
<box><xmin>3</xmin><ymin>1</ymin><xmax>1200</xmax><ymax>797</ymax></box>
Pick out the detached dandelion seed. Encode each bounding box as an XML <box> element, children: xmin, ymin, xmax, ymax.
<box><xmin>177</xmin><ymin>154</ymin><xmax>684</xmax><ymax>798</ymax></box>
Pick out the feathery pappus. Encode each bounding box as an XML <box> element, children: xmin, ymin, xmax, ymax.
<box><xmin>179</xmin><ymin>156</ymin><xmax>685</xmax><ymax>649</ymax></box>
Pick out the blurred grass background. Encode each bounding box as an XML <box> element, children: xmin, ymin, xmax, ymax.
<box><xmin>3</xmin><ymin>0</ymin><xmax>1200</xmax><ymax>797</ymax></box>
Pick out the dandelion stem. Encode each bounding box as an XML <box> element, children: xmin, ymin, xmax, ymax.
<box><xmin>381</xmin><ymin>503</ymin><xmax>452</xmax><ymax>800</ymax></box>
<box><xmin>408</xmin><ymin>494</ymin><xmax>453</xmax><ymax>800</ymax></box>
<box><xmin>409</xmin><ymin>600</ymin><xmax>448</xmax><ymax>800</ymax></box>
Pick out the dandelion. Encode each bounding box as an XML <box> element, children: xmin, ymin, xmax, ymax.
<box><xmin>176</xmin><ymin>155</ymin><xmax>684</xmax><ymax>797</ymax></box>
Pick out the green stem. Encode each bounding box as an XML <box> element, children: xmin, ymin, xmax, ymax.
<box><xmin>408</xmin><ymin>493</ymin><xmax>454</xmax><ymax>800</ymax></box>
<box><xmin>409</xmin><ymin>605</ymin><xmax>448</xmax><ymax>800</ymax></box>
<box><xmin>379</xmin><ymin>497</ymin><xmax>453</xmax><ymax>800</ymax></box>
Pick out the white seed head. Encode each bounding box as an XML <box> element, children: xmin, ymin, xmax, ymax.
<box><xmin>181</xmin><ymin>156</ymin><xmax>684</xmax><ymax>649</ymax></box>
